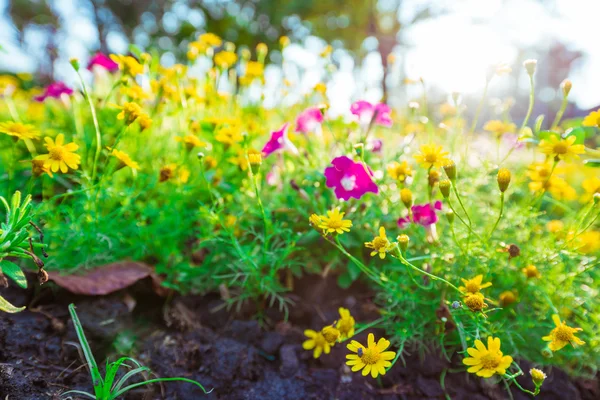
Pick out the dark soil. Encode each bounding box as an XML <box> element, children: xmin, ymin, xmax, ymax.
<box><xmin>0</xmin><ymin>273</ymin><xmax>598</xmax><ymax>400</ymax></box>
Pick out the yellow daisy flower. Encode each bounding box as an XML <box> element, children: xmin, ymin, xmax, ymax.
<box><xmin>464</xmin><ymin>292</ymin><xmax>488</xmax><ymax>312</ymax></box>
<box><xmin>483</xmin><ymin>120</ymin><xmax>516</xmax><ymax>137</ymax></box>
<box><xmin>542</xmin><ymin>314</ymin><xmax>585</xmax><ymax>351</ymax></box>
<box><xmin>303</xmin><ymin>329</ymin><xmax>331</xmax><ymax>359</ymax></box>
<box><xmin>364</xmin><ymin>227</ymin><xmax>395</xmax><ymax>259</ymax></box>
<box><xmin>459</xmin><ymin>275</ymin><xmax>492</xmax><ymax>294</ymax></box>
<box><xmin>346</xmin><ymin>333</ymin><xmax>396</xmax><ymax>379</ymax></box>
<box><xmin>538</xmin><ymin>135</ymin><xmax>585</xmax><ymax>162</ymax></box>
<box><xmin>581</xmin><ymin>177</ymin><xmax>600</xmax><ymax>203</ymax></box>
<box><xmin>387</xmin><ymin>161</ymin><xmax>413</xmax><ymax>182</ymax></box>
<box><xmin>0</xmin><ymin>121</ymin><xmax>40</xmax><ymax>140</ymax></box>
<box><xmin>109</xmin><ymin>54</ymin><xmax>144</xmax><ymax>77</ymax></box>
<box><xmin>336</xmin><ymin>307</ymin><xmax>355</xmax><ymax>340</ymax></box>
<box><xmin>109</xmin><ymin>148</ymin><xmax>139</xmax><ymax>170</ymax></box>
<box><xmin>321</xmin><ymin>326</ymin><xmax>341</xmax><ymax>344</ymax></box>
<box><xmin>318</xmin><ymin>208</ymin><xmax>352</xmax><ymax>235</ymax></box>
<box><xmin>214</xmin><ymin>51</ymin><xmax>238</xmax><ymax>68</ymax></box>
<box><xmin>522</xmin><ymin>265</ymin><xmax>541</xmax><ymax>279</ymax></box>
<box><xmin>582</xmin><ymin>109</ymin><xmax>600</xmax><ymax>127</ymax></box>
<box><xmin>199</xmin><ymin>33</ymin><xmax>222</xmax><ymax>47</ymax></box>
<box><xmin>175</xmin><ymin>135</ymin><xmax>206</xmax><ymax>150</ymax></box>
<box><xmin>463</xmin><ymin>337</ymin><xmax>513</xmax><ymax>378</ymax></box>
<box><xmin>413</xmin><ymin>143</ymin><xmax>450</xmax><ymax>169</ymax></box>
<box><xmin>34</xmin><ymin>134</ymin><xmax>80</xmax><ymax>173</ymax></box>
<box><xmin>159</xmin><ymin>163</ymin><xmax>176</xmax><ymax>182</ymax></box>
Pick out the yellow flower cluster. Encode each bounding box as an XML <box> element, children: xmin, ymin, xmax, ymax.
<box><xmin>303</xmin><ymin>308</ymin><xmax>355</xmax><ymax>358</ymax></box>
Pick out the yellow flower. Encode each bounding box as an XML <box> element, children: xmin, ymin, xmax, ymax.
<box><xmin>159</xmin><ymin>164</ymin><xmax>176</xmax><ymax>182</ymax></box>
<box><xmin>546</xmin><ymin>220</ymin><xmax>564</xmax><ymax>233</ymax></box>
<box><xmin>321</xmin><ymin>326</ymin><xmax>340</xmax><ymax>344</ymax></box>
<box><xmin>464</xmin><ymin>292</ymin><xmax>488</xmax><ymax>312</ymax></box>
<box><xmin>243</xmin><ymin>61</ymin><xmax>264</xmax><ymax>79</ymax></box>
<box><xmin>499</xmin><ymin>291</ymin><xmax>517</xmax><ymax>307</ymax></box>
<box><xmin>346</xmin><ymin>333</ymin><xmax>396</xmax><ymax>379</ymax></box>
<box><xmin>215</xmin><ymin>126</ymin><xmax>243</xmax><ymax>145</ymax></box>
<box><xmin>303</xmin><ymin>329</ymin><xmax>331</xmax><ymax>359</ymax></box>
<box><xmin>336</xmin><ymin>307</ymin><xmax>355</xmax><ymax>340</ymax></box>
<box><xmin>463</xmin><ymin>337</ymin><xmax>513</xmax><ymax>378</ymax></box>
<box><xmin>581</xmin><ymin>177</ymin><xmax>600</xmax><ymax>203</ymax></box>
<box><xmin>364</xmin><ymin>227</ymin><xmax>395</xmax><ymax>259</ymax></box>
<box><xmin>530</xmin><ymin>368</ymin><xmax>547</xmax><ymax>386</ymax></box>
<box><xmin>31</xmin><ymin>159</ymin><xmax>53</xmax><ymax>178</ymax></box>
<box><xmin>0</xmin><ymin>121</ymin><xmax>40</xmax><ymax>140</ymax></box>
<box><xmin>522</xmin><ymin>265</ymin><xmax>541</xmax><ymax>279</ymax></box>
<box><xmin>314</xmin><ymin>83</ymin><xmax>327</xmax><ymax>94</ymax></box>
<box><xmin>413</xmin><ymin>143</ymin><xmax>450</xmax><ymax>169</ymax></box>
<box><xmin>582</xmin><ymin>109</ymin><xmax>600</xmax><ymax>127</ymax></box>
<box><xmin>459</xmin><ymin>275</ymin><xmax>492</xmax><ymax>294</ymax></box>
<box><xmin>199</xmin><ymin>33</ymin><xmax>222</xmax><ymax>47</ymax></box>
<box><xmin>542</xmin><ymin>314</ymin><xmax>585</xmax><ymax>351</ymax></box>
<box><xmin>309</xmin><ymin>214</ymin><xmax>321</xmax><ymax>229</ymax></box>
<box><xmin>573</xmin><ymin>231</ymin><xmax>600</xmax><ymax>254</ymax></box>
<box><xmin>109</xmin><ymin>148</ymin><xmax>139</xmax><ymax>170</ymax></box>
<box><xmin>387</xmin><ymin>161</ymin><xmax>413</xmax><ymax>182</ymax></box>
<box><xmin>247</xmin><ymin>151</ymin><xmax>262</xmax><ymax>170</ymax></box>
<box><xmin>122</xmin><ymin>85</ymin><xmax>151</xmax><ymax>100</ymax></box>
<box><xmin>112</xmin><ymin>102</ymin><xmax>144</xmax><ymax>125</ymax></box>
<box><xmin>483</xmin><ymin>120</ymin><xmax>516</xmax><ymax>137</ymax></box>
<box><xmin>175</xmin><ymin>135</ymin><xmax>206</xmax><ymax>150</ymax></box>
<box><xmin>214</xmin><ymin>51</ymin><xmax>238</xmax><ymax>68</ymax></box>
<box><xmin>318</xmin><ymin>207</ymin><xmax>352</xmax><ymax>235</ymax></box>
<box><xmin>138</xmin><ymin>115</ymin><xmax>153</xmax><ymax>131</ymax></box>
<box><xmin>109</xmin><ymin>54</ymin><xmax>143</xmax><ymax>77</ymax></box>
<box><xmin>177</xmin><ymin>167</ymin><xmax>190</xmax><ymax>184</ymax></box>
<box><xmin>539</xmin><ymin>135</ymin><xmax>585</xmax><ymax>162</ymax></box>
<box><xmin>34</xmin><ymin>134</ymin><xmax>80</xmax><ymax>173</ymax></box>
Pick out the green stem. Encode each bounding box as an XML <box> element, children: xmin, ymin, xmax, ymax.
<box><xmin>550</xmin><ymin>95</ymin><xmax>568</xmax><ymax>131</ymax></box>
<box><xmin>500</xmin><ymin>74</ymin><xmax>535</xmax><ymax>164</ymax></box>
<box><xmin>332</xmin><ymin>236</ymin><xmax>381</xmax><ymax>285</ymax></box>
<box><xmin>394</xmin><ymin>246</ymin><xmax>461</xmax><ymax>293</ymax></box>
<box><xmin>488</xmin><ymin>192</ymin><xmax>505</xmax><ymax>240</ymax></box>
<box><xmin>75</xmin><ymin>69</ymin><xmax>103</xmax><ymax>184</ymax></box>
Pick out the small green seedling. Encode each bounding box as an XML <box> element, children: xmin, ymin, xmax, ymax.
<box><xmin>0</xmin><ymin>191</ymin><xmax>47</xmax><ymax>313</ymax></box>
<box><xmin>62</xmin><ymin>304</ymin><xmax>212</xmax><ymax>399</ymax></box>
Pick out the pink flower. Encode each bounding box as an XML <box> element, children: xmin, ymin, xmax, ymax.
<box><xmin>262</xmin><ymin>123</ymin><xmax>298</xmax><ymax>158</ymax></box>
<box><xmin>369</xmin><ymin>139</ymin><xmax>383</xmax><ymax>153</ymax></box>
<box><xmin>397</xmin><ymin>201</ymin><xmax>442</xmax><ymax>243</ymax></box>
<box><xmin>350</xmin><ymin>100</ymin><xmax>392</xmax><ymax>127</ymax></box>
<box><xmin>398</xmin><ymin>201</ymin><xmax>442</xmax><ymax>228</ymax></box>
<box><xmin>324</xmin><ymin>156</ymin><xmax>378</xmax><ymax>201</ymax></box>
<box><xmin>34</xmin><ymin>82</ymin><xmax>74</xmax><ymax>102</ymax></box>
<box><xmin>87</xmin><ymin>52</ymin><xmax>119</xmax><ymax>72</ymax></box>
<box><xmin>296</xmin><ymin>107</ymin><xmax>324</xmax><ymax>135</ymax></box>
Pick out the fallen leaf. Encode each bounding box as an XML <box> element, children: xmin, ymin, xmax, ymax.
<box><xmin>48</xmin><ymin>261</ymin><xmax>166</xmax><ymax>296</ymax></box>
<box><xmin>0</xmin><ymin>295</ymin><xmax>25</xmax><ymax>313</ymax></box>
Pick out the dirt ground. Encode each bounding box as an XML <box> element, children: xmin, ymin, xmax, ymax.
<box><xmin>0</xmin><ymin>274</ymin><xmax>598</xmax><ymax>400</ymax></box>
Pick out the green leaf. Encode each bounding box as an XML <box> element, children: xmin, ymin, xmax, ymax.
<box><xmin>337</xmin><ymin>271</ymin><xmax>353</xmax><ymax>289</ymax></box>
<box><xmin>0</xmin><ymin>260</ymin><xmax>27</xmax><ymax>289</ymax></box>
<box><xmin>0</xmin><ymin>295</ymin><xmax>25</xmax><ymax>313</ymax></box>
<box><xmin>534</xmin><ymin>115</ymin><xmax>545</xmax><ymax>134</ymax></box>
<box><xmin>537</xmin><ymin>130</ymin><xmax>560</xmax><ymax>142</ymax></box>
<box><xmin>128</xmin><ymin>44</ymin><xmax>143</xmax><ymax>59</ymax></box>
<box><xmin>583</xmin><ymin>159</ymin><xmax>600</xmax><ymax>168</ymax></box>
<box><xmin>564</xmin><ymin>127</ymin><xmax>586</xmax><ymax>144</ymax></box>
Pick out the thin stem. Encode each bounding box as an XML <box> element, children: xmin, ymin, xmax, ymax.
<box><xmin>488</xmin><ymin>192</ymin><xmax>505</xmax><ymax>240</ymax></box>
<box><xmin>500</xmin><ymin>74</ymin><xmax>535</xmax><ymax>164</ymax></box>
<box><xmin>75</xmin><ymin>69</ymin><xmax>103</xmax><ymax>184</ymax></box>
<box><xmin>452</xmin><ymin>184</ymin><xmax>472</xmax><ymax>226</ymax></box>
<box><xmin>332</xmin><ymin>236</ymin><xmax>381</xmax><ymax>285</ymax></box>
<box><xmin>394</xmin><ymin>246</ymin><xmax>461</xmax><ymax>293</ymax></box>
<box><xmin>550</xmin><ymin>95</ymin><xmax>568</xmax><ymax>131</ymax></box>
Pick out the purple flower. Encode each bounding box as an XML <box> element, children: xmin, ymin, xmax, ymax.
<box><xmin>261</xmin><ymin>123</ymin><xmax>298</xmax><ymax>158</ymax></box>
<box><xmin>34</xmin><ymin>82</ymin><xmax>74</xmax><ymax>102</ymax></box>
<box><xmin>87</xmin><ymin>53</ymin><xmax>119</xmax><ymax>72</ymax></box>
<box><xmin>350</xmin><ymin>100</ymin><xmax>393</xmax><ymax>127</ymax></box>
<box><xmin>295</xmin><ymin>106</ymin><xmax>324</xmax><ymax>135</ymax></box>
<box><xmin>397</xmin><ymin>201</ymin><xmax>443</xmax><ymax>243</ymax></box>
<box><xmin>324</xmin><ymin>156</ymin><xmax>378</xmax><ymax>201</ymax></box>
<box><xmin>369</xmin><ymin>139</ymin><xmax>383</xmax><ymax>153</ymax></box>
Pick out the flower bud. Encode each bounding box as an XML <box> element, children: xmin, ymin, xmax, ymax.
<box><xmin>594</xmin><ymin>192</ymin><xmax>600</xmax><ymax>204</ymax></box>
<box><xmin>443</xmin><ymin>161</ymin><xmax>456</xmax><ymax>181</ymax></box>
<box><xmin>445</xmin><ymin>209</ymin><xmax>455</xmax><ymax>224</ymax></box>
<box><xmin>541</xmin><ymin>347</ymin><xmax>553</xmax><ymax>358</ymax></box>
<box><xmin>428</xmin><ymin>169</ymin><xmax>440</xmax><ymax>187</ymax></box>
<box><xmin>561</xmin><ymin>79</ymin><xmax>572</xmax><ymax>97</ymax></box>
<box><xmin>439</xmin><ymin>179</ymin><xmax>451</xmax><ymax>198</ymax></box>
<box><xmin>524</xmin><ymin>59</ymin><xmax>537</xmax><ymax>76</ymax></box>
<box><xmin>353</xmin><ymin>143</ymin><xmax>364</xmax><ymax>157</ymax></box>
<box><xmin>529</xmin><ymin>368</ymin><xmax>546</xmax><ymax>387</ymax></box>
<box><xmin>197</xmin><ymin>152</ymin><xmax>205</xmax><ymax>160</ymax></box>
<box><xmin>248</xmin><ymin>152</ymin><xmax>262</xmax><ymax>174</ymax></box>
<box><xmin>400</xmin><ymin>188</ymin><xmax>413</xmax><ymax>208</ymax></box>
<box><xmin>497</xmin><ymin>168</ymin><xmax>511</xmax><ymax>192</ymax></box>
<box><xmin>397</xmin><ymin>234</ymin><xmax>410</xmax><ymax>252</ymax></box>
<box><xmin>70</xmin><ymin>58</ymin><xmax>80</xmax><ymax>71</ymax></box>
<box><xmin>256</xmin><ymin>43</ymin><xmax>268</xmax><ymax>55</ymax></box>
<box><xmin>451</xmin><ymin>300</ymin><xmax>461</xmax><ymax>309</ymax></box>
<box><xmin>279</xmin><ymin>36</ymin><xmax>290</xmax><ymax>48</ymax></box>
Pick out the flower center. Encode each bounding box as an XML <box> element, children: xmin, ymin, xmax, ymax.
<box><xmin>372</xmin><ymin>236</ymin><xmax>389</xmax><ymax>251</ymax></box>
<box><xmin>465</xmin><ymin>282</ymin><xmax>479</xmax><ymax>293</ymax></box>
<box><xmin>49</xmin><ymin>147</ymin><xmax>65</xmax><ymax>161</ymax></box>
<box><xmin>341</xmin><ymin>175</ymin><xmax>357</xmax><ymax>191</ymax></box>
<box><xmin>360</xmin><ymin>348</ymin><xmax>381</xmax><ymax>365</ymax></box>
<box><xmin>480</xmin><ymin>353</ymin><xmax>501</xmax><ymax>370</ymax></box>
<box><xmin>425</xmin><ymin>153</ymin><xmax>438</xmax><ymax>163</ymax></box>
<box><xmin>555</xmin><ymin>325</ymin><xmax>573</xmax><ymax>341</ymax></box>
<box><xmin>553</xmin><ymin>142</ymin><xmax>569</xmax><ymax>154</ymax></box>
<box><xmin>326</xmin><ymin>218</ymin><xmax>343</xmax><ymax>229</ymax></box>
<box><xmin>12</xmin><ymin>124</ymin><xmax>26</xmax><ymax>134</ymax></box>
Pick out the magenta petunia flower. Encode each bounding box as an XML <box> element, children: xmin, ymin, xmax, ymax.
<box><xmin>87</xmin><ymin>52</ymin><xmax>119</xmax><ymax>72</ymax></box>
<box><xmin>350</xmin><ymin>100</ymin><xmax>392</xmax><ymax>127</ymax></box>
<box><xmin>261</xmin><ymin>123</ymin><xmax>299</xmax><ymax>158</ymax></box>
<box><xmin>295</xmin><ymin>106</ymin><xmax>324</xmax><ymax>135</ymax></box>
<box><xmin>34</xmin><ymin>82</ymin><xmax>74</xmax><ymax>102</ymax></box>
<box><xmin>398</xmin><ymin>201</ymin><xmax>442</xmax><ymax>243</ymax></box>
<box><xmin>324</xmin><ymin>156</ymin><xmax>378</xmax><ymax>201</ymax></box>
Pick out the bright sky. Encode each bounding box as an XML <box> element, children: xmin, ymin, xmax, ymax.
<box><xmin>1</xmin><ymin>0</ymin><xmax>599</xmax><ymax>113</ymax></box>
